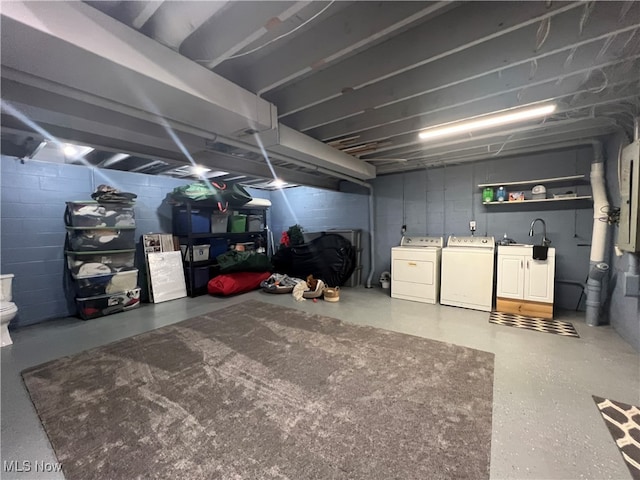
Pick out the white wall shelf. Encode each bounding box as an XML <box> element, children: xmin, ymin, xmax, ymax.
<box><xmin>483</xmin><ymin>195</ymin><xmax>592</xmax><ymax>205</ymax></box>
<box><xmin>477</xmin><ymin>174</ymin><xmax>588</xmax><ymax>189</ymax></box>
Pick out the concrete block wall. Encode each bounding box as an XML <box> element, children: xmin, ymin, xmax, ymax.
<box><xmin>372</xmin><ymin>146</ymin><xmax>596</xmax><ymax>311</ymax></box>
<box><xmin>605</xmin><ymin>132</ymin><xmax>640</xmax><ymax>351</ymax></box>
<box><xmin>268</xmin><ymin>182</ymin><xmax>370</xmax><ymax>284</ymax></box>
<box><xmin>0</xmin><ymin>155</ymin><xmax>268</xmax><ymax>328</ymax></box>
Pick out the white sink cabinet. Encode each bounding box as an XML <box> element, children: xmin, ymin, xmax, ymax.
<box><xmin>496</xmin><ymin>245</ymin><xmax>555</xmax><ymax>319</ymax></box>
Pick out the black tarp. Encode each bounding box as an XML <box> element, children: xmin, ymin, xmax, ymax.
<box><xmin>272</xmin><ymin>233</ymin><xmax>356</xmax><ymax>287</ymax></box>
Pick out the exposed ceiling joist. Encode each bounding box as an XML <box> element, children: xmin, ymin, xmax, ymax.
<box><xmin>374</xmin><ymin>118</ymin><xmax>618</xmax><ymax>167</ymax></box>
<box><xmin>190</xmin><ymin>151</ymin><xmax>339</xmax><ymax>191</ymax></box>
<box><xmin>309</xmin><ymin>50</ymin><xmax>640</xmax><ymax>142</ymax></box>
<box><xmin>180</xmin><ymin>1</ymin><xmax>310</xmax><ymax>69</ymax></box>
<box><xmin>363</xmin><ymin>90</ymin><xmax>639</xmax><ymax>158</ymax></box>
<box><xmin>282</xmin><ymin>2</ymin><xmax>639</xmax><ymax>130</ymax></box>
<box><xmin>3</xmin><ymin>1</ymin><xmax>639</xmax><ymax>179</ymax></box>
<box><xmin>1</xmin><ymin>1</ymin><xmax>276</xmax><ymax>139</ymax></box>
<box><xmin>376</xmin><ymin>127</ymin><xmax>617</xmax><ymax>174</ymax></box>
<box><xmin>270</xmin><ymin>1</ymin><xmax>582</xmax><ymax>117</ymax></box>
<box><xmin>141</xmin><ymin>1</ymin><xmax>228</xmax><ymax>50</ymax></box>
<box><xmin>235</xmin><ymin>1</ymin><xmax>451</xmax><ymax>94</ymax></box>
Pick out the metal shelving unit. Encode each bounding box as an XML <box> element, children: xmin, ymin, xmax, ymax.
<box><xmin>172</xmin><ymin>203</ymin><xmax>268</xmax><ymax>297</ymax></box>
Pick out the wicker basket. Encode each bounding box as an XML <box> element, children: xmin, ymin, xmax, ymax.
<box><xmin>323</xmin><ymin>287</ymin><xmax>340</xmax><ymax>302</ymax></box>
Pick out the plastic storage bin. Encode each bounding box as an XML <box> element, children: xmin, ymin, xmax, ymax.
<box><xmin>73</xmin><ymin>269</ymin><xmax>139</xmax><ymax>298</ymax></box>
<box><xmin>211</xmin><ymin>214</ymin><xmax>229</xmax><ymax>233</ymax></box>
<box><xmin>247</xmin><ymin>215</ymin><xmax>263</xmax><ymax>232</ymax></box>
<box><xmin>76</xmin><ymin>288</ymin><xmax>141</xmax><ymax>320</ymax></box>
<box><xmin>185</xmin><ymin>266</ymin><xmax>211</xmax><ymax>290</ymax></box>
<box><xmin>180</xmin><ymin>244</ymin><xmax>210</xmax><ymax>262</ymax></box>
<box><xmin>65</xmin><ymin>201</ymin><xmax>135</xmax><ymax>227</ymax></box>
<box><xmin>66</xmin><ymin>227</ymin><xmax>136</xmax><ymax>251</ymax></box>
<box><xmin>66</xmin><ymin>249</ymin><xmax>136</xmax><ymax>278</ymax></box>
<box><xmin>209</xmin><ymin>238</ymin><xmax>228</xmax><ymax>258</ymax></box>
<box><xmin>229</xmin><ymin>214</ymin><xmax>247</xmax><ymax>233</ymax></box>
<box><xmin>174</xmin><ymin>208</ymin><xmax>211</xmax><ymax>234</ymax></box>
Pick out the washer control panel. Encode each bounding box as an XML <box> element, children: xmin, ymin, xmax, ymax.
<box><xmin>446</xmin><ymin>236</ymin><xmax>495</xmax><ymax>248</ymax></box>
<box><xmin>400</xmin><ymin>236</ymin><xmax>444</xmax><ymax>248</ymax></box>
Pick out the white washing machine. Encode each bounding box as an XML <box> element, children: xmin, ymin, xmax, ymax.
<box><xmin>391</xmin><ymin>236</ymin><xmax>444</xmax><ymax>304</ymax></box>
<box><xmin>440</xmin><ymin>236</ymin><xmax>495</xmax><ymax>312</ymax></box>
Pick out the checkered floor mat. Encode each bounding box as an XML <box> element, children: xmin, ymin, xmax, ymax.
<box><xmin>489</xmin><ymin>311</ymin><xmax>580</xmax><ymax>338</ymax></box>
<box><xmin>593</xmin><ymin>396</ymin><xmax>640</xmax><ymax>480</ymax></box>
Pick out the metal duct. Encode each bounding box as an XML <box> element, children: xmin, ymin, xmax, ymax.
<box><xmin>0</xmin><ymin>1</ymin><xmax>375</xmax><ymax>183</ymax></box>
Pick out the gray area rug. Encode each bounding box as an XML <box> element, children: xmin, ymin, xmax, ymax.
<box><xmin>23</xmin><ymin>300</ymin><xmax>494</xmax><ymax>480</ymax></box>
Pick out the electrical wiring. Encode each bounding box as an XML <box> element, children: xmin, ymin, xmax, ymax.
<box><xmin>622</xmin><ymin>27</ymin><xmax>638</xmax><ymax>52</ymax></box>
<box><xmin>563</xmin><ymin>47</ymin><xmax>577</xmax><ymax>70</ymax></box>
<box><xmin>492</xmin><ymin>133</ymin><xmax>516</xmax><ymax>156</ymax></box>
<box><xmin>529</xmin><ymin>58</ymin><xmax>538</xmax><ymax>79</ymax></box>
<box><xmin>598</xmin><ymin>205</ymin><xmax>621</xmax><ymax>225</ymax></box>
<box><xmin>224</xmin><ymin>1</ymin><xmax>336</xmax><ymax>61</ymax></box>
<box><xmin>619</xmin><ymin>1</ymin><xmax>634</xmax><ymax>22</ymax></box>
<box><xmin>579</xmin><ymin>2</ymin><xmax>596</xmax><ymax>36</ymax></box>
<box><xmin>596</xmin><ymin>35</ymin><xmax>616</xmax><ymax>61</ymax></box>
<box><xmin>535</xmin><ymin>17</ymin><xmax>551</xmax><ymax>51</ymax></box>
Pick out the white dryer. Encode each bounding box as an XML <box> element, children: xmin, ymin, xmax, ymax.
<box><xmin>440</xmin><ymin>236</ymin><xmax>495</xmax><ymax>312</ymax></box>
<box><xmin>391</xmin><ymin>236</ymin><xmax>444</xmax><ymax>304</ymax></box>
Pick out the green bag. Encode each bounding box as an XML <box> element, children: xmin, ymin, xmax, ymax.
<box><xmin>171</xmin><ymin>181</ymin><xmax>253</xmax><ymax>211</ymax></box>
<box><xmin>216</xmin><ymin>250</ymin><xmax>272</xmax><ymax>273</ymax></box>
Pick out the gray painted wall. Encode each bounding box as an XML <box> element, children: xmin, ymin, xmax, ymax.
<box><xmin>0</xmin><ymin>155</ymin><xmax>264</xmax><ymax>327</ymax></box>
<box><xmin>604</xmin><ymin>132</ymin><xmax>640</xmax><ymax>351</ymax></box>
<box><xmin>371</xmin><ymin>147</ymin><xmax>595</xmax><ymax>311</ymax></box>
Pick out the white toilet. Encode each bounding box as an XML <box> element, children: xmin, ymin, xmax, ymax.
<box><xmin>1</xmin><ymin>274</ymin><xmax>18</xmax><ymax>347</ymax></box>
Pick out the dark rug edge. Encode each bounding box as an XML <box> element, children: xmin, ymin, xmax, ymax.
<box><xmin>592</xmin><ymin>395</ymin><xmax>640</xmax><ymax>480</ymax></box>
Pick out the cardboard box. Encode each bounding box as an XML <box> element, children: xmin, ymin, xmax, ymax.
<box><xmin>508</xmin><ymin>191</ymin><xmax>525</xmax><ymax>202</ymax></box>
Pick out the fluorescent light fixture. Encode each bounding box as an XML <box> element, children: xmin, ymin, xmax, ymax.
<box><xmin>418</xmin><ymin>103</ymin><xmax>557</xmax><ymax>141</ymax></box>
<box><xmin>62</xmin><ymin>144</ymin><xmax>77</xmax><ymax>156</ymax></box>
<box><xmin>192</xmin><ymin>165</ymin><xmax>211</xmax><ymax>175</ymax></box>
<box><xmin>60</xmin><ymin>143</ymin><xmax>94</xmax><ymax>160</ymax></box>
<box><xmin>271</xmin><ymin>178</ymin><xmax>286</xmax><ymax>188</ymax></box>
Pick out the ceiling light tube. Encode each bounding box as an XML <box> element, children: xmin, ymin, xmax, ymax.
<box><xmin>418</xmin><ymin>104</ymin><xmax>557</xmax><ymax>141</ymax></box>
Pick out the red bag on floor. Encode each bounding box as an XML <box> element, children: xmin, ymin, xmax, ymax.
<box><xmin>207</xmin><ymin>271</ymin><xmax>271</xmax><ymax>296</ymax></box>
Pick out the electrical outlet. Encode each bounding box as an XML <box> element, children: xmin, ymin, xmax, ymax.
<box><xmin>469</xmin><ymin>220</ymin><xmax>477</xmax><ymax>231</ymax></box>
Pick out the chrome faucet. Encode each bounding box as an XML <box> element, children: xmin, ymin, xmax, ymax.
<box><xmin>529</xmin><ymin>218</ymin><xmax>551</xmax><ymax>246</ymax></box>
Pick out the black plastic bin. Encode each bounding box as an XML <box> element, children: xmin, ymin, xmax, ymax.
<box><xmin>66</xmin><ymin>227</ymin><xmax>136</xmax><ymax>251</ymax></box>
<box><xmin>65</xmin><ymin>201</ymin><xmax>135</xmax><ymax>228</ymax></box>
<box><xmin>73</xmin><ymin>269</ymin><xmax>139</xmax><ymax>297</ymax></box>
<box><xmin>76</xmin><ymin>288</ymin><xmax>141</xmax><ymax>320</ymax></box>
<box><xmin>66</xmin><ymin>250</ymin><xmax>136</xmax><ymax>278</ymax></box>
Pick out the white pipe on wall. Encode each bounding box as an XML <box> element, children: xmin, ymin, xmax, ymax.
<box><xmin>586</xmin><ymin>140</ymin><xmax>611</xmax><ymax>326</ymax></box>
<box><xmin>589</xmin><ymin>161</ymin><xmax>609</xmax><ymax>263</ymax></box>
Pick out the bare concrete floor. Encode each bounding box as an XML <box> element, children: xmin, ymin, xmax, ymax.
<box><xmin>2</xmin><ymin>287</ymin><xmax>638</xmax><ymax>479</ymax></box>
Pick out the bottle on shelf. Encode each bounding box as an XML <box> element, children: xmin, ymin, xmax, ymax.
<box><xmin>496</xmin><ymin>186</ymin><xmax>506</xmax><ymax>202</ymax></box>
<box><xmin>482</xmin><ymin>187</ymin><xmax>494</xmax><ymax>203</ymax></box>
